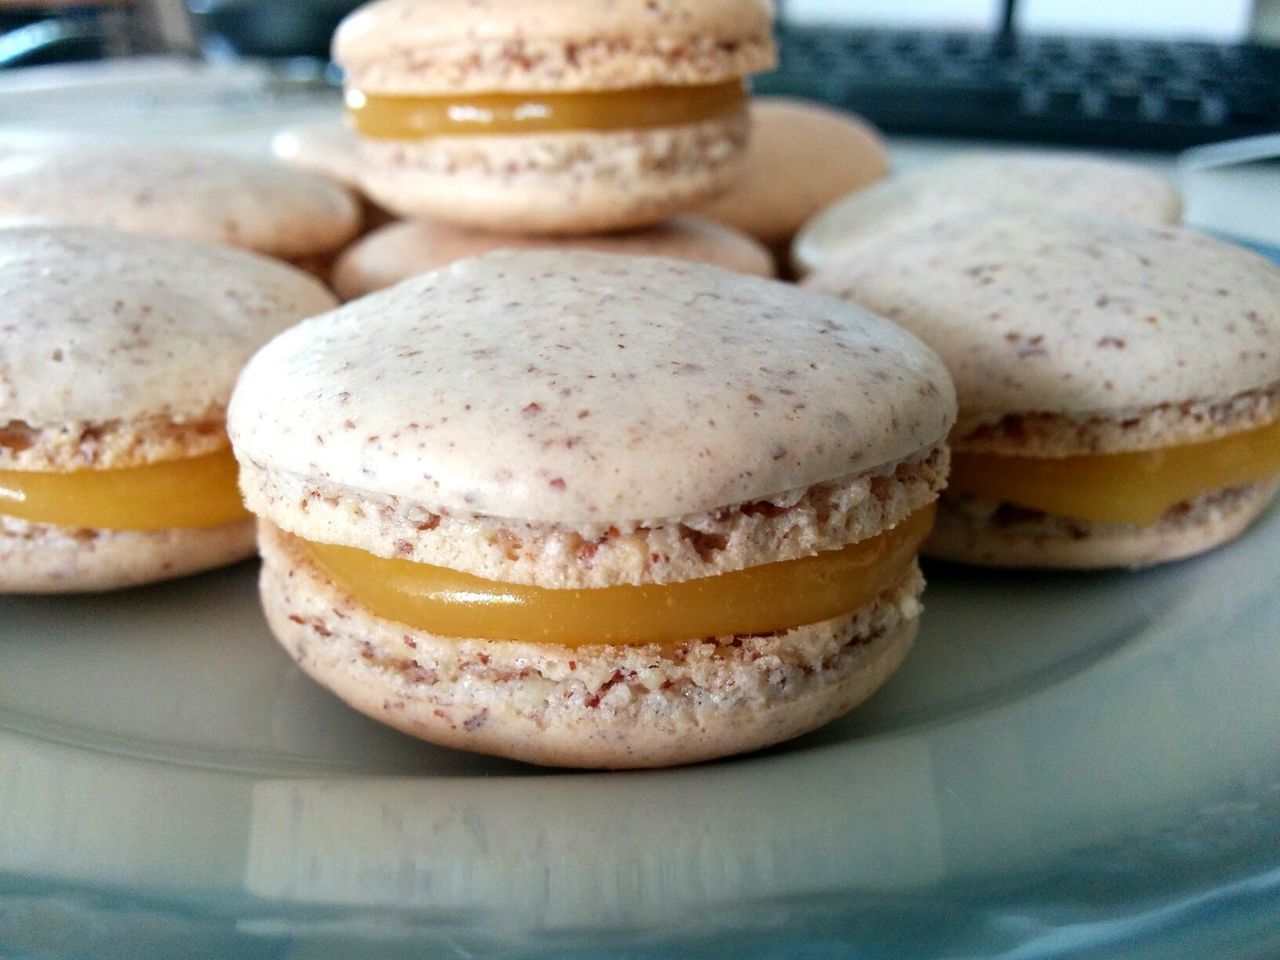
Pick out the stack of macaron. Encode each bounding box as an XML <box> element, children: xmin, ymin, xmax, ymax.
<box><xmin>295</xmin><ymin>0</ymin><xmax>891</xmax><ymax>296</ymax></box>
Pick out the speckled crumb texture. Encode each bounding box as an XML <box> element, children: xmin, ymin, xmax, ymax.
<box><xmin>0</xmin><ymin>415</ymin><xmax>229</xmax><ymax>472</ymax></box>
<box><xmin>259</xmin><ymin>522</ymin><xmax>921</xmax><ymax>768</ymax></box>
<box><xmin>335</xmin><ymin>0</ymin><xmax>775</xmax><ymax>95</ymax></box>
<box><xmin>805</xmin><ymin>212</ymin><xmax>1280</xmax><ymax>440</ymax></box>
<box><xmin>356</xmin><ymin>114</ymin><xmax>749</xmax><ymax>234</ymax></box>
<box><xmin>0</xmin><ymin>516</ymin><xmax>255</xmax><ymax>593</ymax></box>
<box><xmin>929</xmin><ymin>480</ymin><xmax>1280</xmax><ymax>569</ymax></box>
<box><xmin>954</xmin><ymin>384</ymin><xmax>1280</xmax><ymax>458</ymax></box>
<box><xmin>240</xmin><ymin>445</ymin><xmax>948</xmax><ymax>589</ymax></box>
<box><xmin>330</xmin><ymin>215</ymin><xmax>774</xmax><ymax>301</ymax></box>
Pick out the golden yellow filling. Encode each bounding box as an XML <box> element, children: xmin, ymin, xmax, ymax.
<box><xmin>303</xmin><ymin>504</ymin><xmax>935</xmax><ymax>646</ymax></box>
<box><xmin>0</xmin><ymin>448</ymin><xmax>249</xmax><ymax>531</ymax></box>
<box><xmin>949</xmin><ymin>417</ymin><xmax>1280</xmax><ymax>525</ymax></box>
<box><xmin>345</xmin><ymin>80</ymin><xmax>748</xmax><ymax>140</ymax></box>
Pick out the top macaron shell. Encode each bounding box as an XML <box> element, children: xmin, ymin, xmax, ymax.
<box><xmin>335</xmin><ymin>0</ymin><xmax>776</xmax><ymax>93</ymax></box>
<box><xmin>0</xmin><ymin>225</ymin><xmax>338</xmax><ymax>430</ymax></box>
<box><xmin>793</xmin><ymin>152</ymin><xmax>1182</xmax><ymax>275</ymax></box>
<box><xmin>0</xmin><ymin>147</ymin><xmax>361</xmax><ymax>261</ymax></box>
<box><xmin>230</xmin><ymin>250</ymin><xmax>955</xmax><ymax>525</ymax></box>
<box><xmin>804</xmin><ymin>212</ymin><xmax>1280</xmax><ymax>424</ymax></box>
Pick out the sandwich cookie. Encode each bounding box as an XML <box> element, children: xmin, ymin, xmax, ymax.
<box><xmin>270</xmin><ymin>119</ymin><xmax>395</xmax><ymax>230</ymax></box>
<box><xmin>0</xmin><ymin>226</ymin><xmax>337</xmax><ymax>592</ymax></box>
<box><xmin>695</xmin><ymin>97</ymin><xmax>888</xmax><ymax>255</ymax></box>
<box><xmin>333</xmin><ymin>0</ymin><xmax>776</xmax><ymax>234</ymax></box>
<box><xmin>806</xmin><ymin>211</ymin><xmax>1280</xmax><ymax>568</ymax></box>
<box><xmin>229</xmin><ymin>250</ymin><xmax>956</xmax><ymax>768</ymax></box>
<box><xmin>793</xmin><ymin>152</ymin><xmax>1182</xmax><ymax>276</ymax></box>
<box><xmin>0</xmin><ymin>145</ymin><xmax>361</xmax><ymax>278</ymax></box>
<box><xmin>330</xmin><ymin>214</ymin><xmax>774</xmax><ymax>301</ymax></box>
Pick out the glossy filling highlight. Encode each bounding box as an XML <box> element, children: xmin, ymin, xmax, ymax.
<box><xmin>346</xmin><ymin>81</ymin><xmax>747</xmax><ymax>140</ymax></box>
<box><xmin>302</xmin><ymin>504</ymin><xmax>935</xmax><ymax>647</ymax></box>
<box><xmin>949</xmin><ymin>417</ymin><xmax>1280</xmax><ymax>525</ymax></box>
<box><xmin>0</xmin><ymin>448</ymin><xmax>249</xmax><ymax>531</ymax></box>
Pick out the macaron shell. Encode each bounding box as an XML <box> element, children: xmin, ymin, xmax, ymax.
<box><xmin>696</xmin><ymin>98</ymin><xmax>889</xmax><ymax>246</ymax></box>
<box><xmin>270</xmin><ymin>120</ymin><xmax>365</xmax><ymax>191</ymax></box>
<box><xmin>0</xmin><ymin>147</ymin><xmax>361</xmax><ymax>260</ymax></box>
<box><xmin>356</xmin><ymin>116</ymin><xmax>748</xmax><ymax>235</ymax></box>
<box><xmin>331</xmin><ymin>215</ymin><xmax>774</xmax><ymax>300</ymax></box>
<box><xmin>259</xmin><ymin>521</ymin><xmax>921</xmax><ymax>768</ymax></box>
<box><xmin>804</xmin><ymin>212</ymin><xmax>1280</xmax><ymax>423</ymax></box>
<box><xmin>0</xmin><ymin>226</ymin><xmax>338</xmax><ymax>429</ymax></box>
<box><xmin>929</xmin><ymin>480</ymin><xmax>1279</xmax><ymax>569</ymax></box>
<box><xmin>0</xmin><ymin>517</ymin><xmax>255</xmax><ymax>593</ymax></box>
<box><xmin>335</xmin><ymin>0</ymin><xmax>775</xmax><ymax>94</ymax></box>
<box><xmin>230</xmin><ymin>249</ymin><xmax>956</xmax><ymax>525</ymax></box>
<box><xmin>793</xmin><ymin>152</ymin><xmax>1181</xmax><ymax>275</ymax></box>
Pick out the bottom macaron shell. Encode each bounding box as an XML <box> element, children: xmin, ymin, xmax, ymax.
<box><xmin>927</xmin><ymin>480</ymin><xmax>1280</xmax><ymax>570</ymax></box>
<box><xmin>258</xmin><ymin>523</ymin><xmax>921</xmax><ymax>769</ymax></box>
<box><xmin>0</xmin><ymin>517</ymin><xmax>256</xmax><ymax>593</ymax></box>
<box><xmin>357</xmin><ymin>115</ymin><xmax>748</xmax><ymax>235</ymax></box>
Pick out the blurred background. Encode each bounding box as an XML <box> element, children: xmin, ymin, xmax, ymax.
<box><xmin>1</xmin><ymin>0</ymin><xmax>1278</xmax><ymax>149</ymax></box>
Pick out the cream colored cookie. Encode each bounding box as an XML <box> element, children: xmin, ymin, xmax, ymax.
<box><xmin>805</xmin><ymin>211</ymin><xmax>1280</xmax><ymax>569</ymax></box>
<box><xmin>333</xmin><ymin>0</ymin><xmax>775</xmax><ymax>234</ymax></box>
<box><xmin>0</xmin><ymin>146</ymin><xmax>361</xmax><ymax>267</ymax></box>
<box><xmin>229</xmin><ymin>250</ymin><xmax>956</xmax><ymax>767</ymax></box>
<box><xmin>331</xmin><ymin>214</ymin><xmax>774</xmax><ymax>300</ymax></box>
<box><xmin>0</xmin><ymin>225</ymin><xmax>337</xmax><ymax>592</ymax></box>
<box><xmin>793</xmin><ymin>152</ymin><xmax>1181</xmax><ymax>275</ymax></box>
<box><xmin>696</xmin><ymin>97</ymin><xmax>888</xmax><ymax>250</ymax></box>
<box><xmin>270</xmin><ymin>119</ymin><xmax>365</xmax><ymax>190</ymax></box>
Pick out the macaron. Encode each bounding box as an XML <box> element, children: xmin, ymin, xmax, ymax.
<box><xmin>793</xmin><ymin>152</ymin><xmax>1182</xmax><ymax>276</ymax></box>
<box><xmin>270</xmin><ymin>119</ymin><xmax>365</xmax><ymax>191</ymax></box>
<box><xmin>806</xmin><ymin>211</ymin><xmax>1280</xmax><ymax>569</ymax></box>
<box><xmin>695</xmin><ymin>97</ymin><xmax>888</xmax><ymax>252</ymax></box>
<box><xmin>330</xmin><ymin>214</ymin><xmax>774</xmax><ymax>300</ymax></box>
<box><xmin>332</xmin><ymin>0</ymin><xmax>776</xmax><ymax>235</ymax></box>
<box><xmin>0</xmin><ymin>225</ymin><xmax>337</xmax><ymax>593</ymax></box>
<box><xmin>228</xmin><ymin>250</ymin><xmax>956</xmax><ymax>768</ymax></box>
<box><xmin>0</xmin><ymin>145</ymin><xmax>361</xmax><ymax>278</ymax></box>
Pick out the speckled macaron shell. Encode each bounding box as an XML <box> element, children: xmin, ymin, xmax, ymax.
<box><xmin>330</xmin><ymin>215</ymin><xmax>774</xmax><ymax>300</ymax></box>
<box><xmin>792</xmin><ymin>152</ymin><xmax>1182</xmax><ymax>276</ymax></box>
<box><xmin>804</xmin><ymin>211</ymin><xmax>1280</xmax><ymax>449</ymax></box>
<box><xmin>230</xmin><ymin>249</ymin><xmax>956</xmax><ymax>529</ymax></box>
<box><xmin>334</xmin><ymin>0</ymin><xmax>775</xmax><ymax>94</ymax></box>
<box><xmin>0</xmin><ymin>226</ymin><xmax>338</xmax><ymax>441</ymax></box>
<box><xmin>695</xmin><ymin>98</ymin><xmax>889</xmax><ymax>248</ymax></box>
<box><xmin>0</xmin><ymin>146</ymin><xmax>361</xmax><ymax>263</ymax></box>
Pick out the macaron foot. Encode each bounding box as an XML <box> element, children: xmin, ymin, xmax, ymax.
<box><xmin>0</xmin><ymin>517</ymin><xmax>256</xmax><ymax>593</ymax></box>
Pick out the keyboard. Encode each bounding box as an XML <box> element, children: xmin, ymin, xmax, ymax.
<box><xmin>755</xmin><ymin>26</ymin><xmax>1280</xmax><ymax>150</ymax></box>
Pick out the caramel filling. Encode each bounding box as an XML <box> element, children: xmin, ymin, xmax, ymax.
<box><xmin>345</xmin><ymin>80</ymin><xmax>748</xmax><ymax>140</ymax></box>
<box><xmin>302</xmin><ymin>504</ymin><xmax>935</xmax><ymax>646</ymax></box>
<box><xmin>0</xmin><ymin>448</ymin><xmax>249</xmax><ymax>531</ymax></box>
<box><xmin>949</xmin><ymin>417</ymin><xmax>1280</xmax><ymax>525</ymax></box>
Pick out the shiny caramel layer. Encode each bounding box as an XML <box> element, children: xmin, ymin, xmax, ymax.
<box><xmin>303</xmin><ymin>503</ymin><xmax>935</xmax><ymax>646</ymax></box>
<box><xmin>948</xmin><ymin>417</ymin><xmax>1280</xmax><ymax>525</ymax></box>
<box><xmin>0</xmin><ymin>448</ymin><xmax>249</xmax><ymax>531</ymax></box>
<box><xmin>346</xmin><ymin>80</ymin><xmax>747</xmax><ymax>140</ymax></box>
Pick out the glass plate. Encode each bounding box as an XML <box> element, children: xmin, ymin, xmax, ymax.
<box><xmin>1</xmin><ymin>70</ymin><xmax>1278</xmax><ymax>959</ymax></box>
